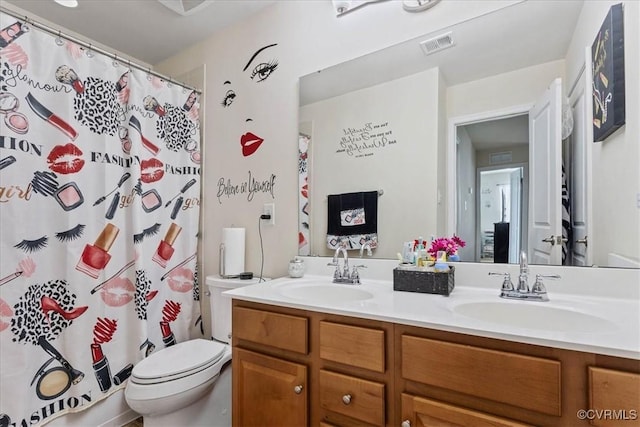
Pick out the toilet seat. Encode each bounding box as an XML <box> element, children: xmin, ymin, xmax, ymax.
<box><xmin>131</xmin><ymin>339</ymin><xmax>226</xmax><ymax>385</ymax></box>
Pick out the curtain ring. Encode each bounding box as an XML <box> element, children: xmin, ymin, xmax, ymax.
<box><xmin>147</xmin><ymin>68</ymin><xmax>152</xmax><ymax>81</ymax></box>
<box><xmin>86</xmin><ymin>43</ymin><xmax>95</xmax><ymax>58</ymax></box>
<box><xmin>167</xmin><ymin>78</ymin><xmax>173</xmax><ymax>88</ymax></box>
<box><xmin>22</xmin><ymin>16</ymin><xmax>31</xmax><ymax>32</ymax></box>
<box><xmin>55</xmin><ymin>30</ymin><xmax>64</xmax><ymax>46</ymax></box>
<box><xmin>113</xmin><ymin>54</ymin><xmax>119</xmax><ymax>68</ymax></box>
<box><xmin>127</xmin><ymin>60</ymin><xmax>132</xmax><ymax>72</ymax></box>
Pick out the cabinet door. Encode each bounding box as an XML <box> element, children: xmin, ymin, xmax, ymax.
<box><xmin>401</xmin><ymin>393</ymin><xmax>534</xmax><ymax>427</ymax></box>
<box><xmin>589</xmin><ymin>367</ymin><xmax>640</xmax><ymax>427</ymax></box>
<box><xmin>233</xmin><ymin>348</ymin><xmax>307</xmax><ymax>427</ymax></box>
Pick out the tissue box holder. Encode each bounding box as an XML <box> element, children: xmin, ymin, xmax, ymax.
<box><xmin>393</xmin><ymin>266</ymin><xmax>455</xmax><ymax>296</ymax></box>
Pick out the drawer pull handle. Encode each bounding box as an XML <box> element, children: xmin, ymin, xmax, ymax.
<box><xmin>294</xmin><ymin>385</ymin><xmax>303</xmax><ymax>394</ymax></box>
<box><xmin>401</xmin><ymin>420</ymin><xmax>411</xmax><ymax>427</ymax></box>
<box><xmin>342</xmin><ymin>394</ymin><xmax>352</xmax><ymax>405</ymax></box>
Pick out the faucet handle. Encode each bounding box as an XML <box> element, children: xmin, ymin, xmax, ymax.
<box><xmin>350</xmin><ymin>264</ymin><xmax>366</xmax><ymax>284</ymax></box>
<box><xmin>531</xmin><ymin>274</ymin><xmax>560</xmax><ymax>294</ymax></box>
<box><xmin>489</xmin><ymin>272</ymin><xmax>514</xmax><ymax>291</ymax></box>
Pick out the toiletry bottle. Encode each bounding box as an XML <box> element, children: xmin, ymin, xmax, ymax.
<box><xmin>76</xmin><ymin>223</ymin><xmax>120</xmax><ymax>279</ymax></box>
<box><xmin>91</xmin><ymin>343</ymin><xmax>112</xmax><ymax>393</ymax></box>
<box><xmin>434</xmin><ymin>251</ymin><xmax>450</xmax><ymax>272</ymax></box>
<box><xmin>152</xmin><ymin>223</ymin><xmax>182</xmax><ymax>268</ymax></box>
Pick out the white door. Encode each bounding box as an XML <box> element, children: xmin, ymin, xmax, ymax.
<box><xmin>528</xmin><ymin>78</ymin><xmax>563</xmax><ymax>265</ymax></box>
<box><xmin>508</xmin><ymin>167</ymin><xmax>522</xmax><ymax>263</ymax></box>
<box><xmin>570</xmin><ymin>53</ymin><xmax>593</xmax><ymax>266</ymax></box>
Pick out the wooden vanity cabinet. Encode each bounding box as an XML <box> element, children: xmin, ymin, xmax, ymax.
<box><xmin>401</xmin><ymin>393</ymin><xmax>534</xmax><ymax>427</ymax></box>
<box><xmin>233</xmin><ymin>348</ymin><xmax>307</xmax><ymax>427</ymax></box>
<box><xmin>588</xmin><ymin>366</ymin><xmax>640</xmax><ymax>427</ymax></box>
<box><xmin>395</xmin><ymin>324</ymin><xmax>640</xmax><ymax>427</ymax></box>
<box><xmin>232</xmin><ymin>300</ymin><xmax>639</xmax><ymax>427</ymax></box>
<box><xmin>317</xmin><ymin>319</ymin><xmax>394</xmax><ymax>426</ymax></box>
<box><xmin>232</xmin><ymin>303</ymin><xmax>310</xmax><ymax>427</ymax></box>
<box><xmin>232</xmin><ymin>301</ymin><xmax>396</xmax><ymax>427</ymax></box>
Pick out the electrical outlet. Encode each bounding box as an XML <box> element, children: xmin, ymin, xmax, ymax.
<box><xmin>262</xmin><ymin>203</ymin><xmax>275</xmax><ymax>225</ymax></box>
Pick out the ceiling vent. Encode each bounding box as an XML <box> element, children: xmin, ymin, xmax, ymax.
<box><xmin>419</xmin><ymin>31</ymin><xmax>454</xmax><ymax>56</ymax></box>
<box><xmin>157</xmin><ymin>0</ymin><xmax>212</xmax><ymax>16</ymax></box>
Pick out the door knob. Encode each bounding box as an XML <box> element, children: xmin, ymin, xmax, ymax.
<box><xmin>401</xmin><ymin>421</ymin><xmax>411</xmax><ymax>427</ymax></box>
<box><xmin>541</xmin><ymin>235</ymin><xmax>556</xmax><ymax>245</ymax></box>
<box><xmin>575</xmin><ymin>236</ymin><xmax>588</xmax><ymax>247</ymax></box>
<box><xmin>342</xmin><ymin>394</ymin><xmax>352</xmax><ymax>405</ymax></box>
<box><xmin>293</xmin><ymin>385</ymin><xmax>303</xmax><ymax>394</ymax></box>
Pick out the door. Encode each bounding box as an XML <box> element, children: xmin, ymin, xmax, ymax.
<box><xmin>233</xmin><ymin>348</ymin><xmax>307</xmax><ymax>427</ymax></box>
<box><xmin>401</xmin><ymin>393</ymin><xmax>533</xmax><ymax>427</ymax></box>
<box><xmin>528</xmin><ymin>78</ymin><xmax>563</xmax><ymax>265</ymax></box>
<box><xmin>508</xmin><ymin>168</ymin><xmax>523</xmax><ymax>263</ymax></box>
<box><xmin>570</xmin><ymin>53</ymin><xmax>592</xmax><ymax>266</ymax></box>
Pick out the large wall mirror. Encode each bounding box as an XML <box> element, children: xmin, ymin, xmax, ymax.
<box><xmin>298</xmin><ymin>0</ymin><xmax>639</xmax><ymax>269</ymax></box>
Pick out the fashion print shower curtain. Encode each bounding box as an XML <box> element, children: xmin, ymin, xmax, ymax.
<box><xmin>0</xmin><ymin>15</ymin><xmax>202</xmax><ymax>426</ymax></box>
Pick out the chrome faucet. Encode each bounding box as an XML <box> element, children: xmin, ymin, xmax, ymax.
<box><xmin>335</xmin><ymin>244</ymin><xmax>350</xmax><ymax>279</ymax></box>
<box><xmin>517</xmin><ymin>250</ymin><xmax>529</xmax><ymax>293</ymax></box>
<box><xmin>489</xmin><ymin>251</ymin><xmax>560</xmax><ymax>302</ymax></box>
<box><xmin>360</xmin><ymin>242</ymin><xmax>373</xmax><ymax>258</ymax></box>
<box><xmin>327</xmin><ymin>241</ymin><xmax>365</xmax><ymax>284</ymax></box>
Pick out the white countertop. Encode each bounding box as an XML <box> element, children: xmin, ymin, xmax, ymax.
<box><xmin>223</xmin><ymin>259</ymin><xmax>640</xmax><ymax>360</ymax></box>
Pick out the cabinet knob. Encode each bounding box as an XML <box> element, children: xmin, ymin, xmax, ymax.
<box><xmin>342</xmin><ymin>394</ymin><xmax>352</xmax><ymax>405</ymax></box>
<box><xmin>293</xmin><ymin>385</ymin><xmax>303</xmax><ymax>394</ymax></box>
<box><xmin>401</xmin><ymin>420</ymin><xmax>411</xmax><ymax>427</ymax></box>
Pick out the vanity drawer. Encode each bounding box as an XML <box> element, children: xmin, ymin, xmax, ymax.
<box><xmin>233</xmin><ymin>306</ymin><xmax>308</xmax><ymax>354</ymax></box>
<box><xmin>319</xmin><ymin>369</ymin><xmax>385</xmax><ymax>425</ymax></box>
<box><xmin>589</xmin><ymin>367</ymin><xmax>640</xmax><ymax>427</ymax></box>
<box><xmin>401</xmin><ymin>335</ymin><xmax>561</xmax><ymax>416</ymax></box>
<box><xmin>319</xmin><ymin>321</ymin><xmax>385</xmax><ymax>373</ymax></box>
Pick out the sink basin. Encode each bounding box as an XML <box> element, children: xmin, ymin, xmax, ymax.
<box><xmin>452</xmin><ymin>301</ymin><xmax>617</xmax><ymax>333</ymax></box>
<box><xmin>276</xmin><ymin>281</ymin><xmax>374</xmax><ymax>304</ymax></box>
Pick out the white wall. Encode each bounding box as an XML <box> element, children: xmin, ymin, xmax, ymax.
<box><xmin>300</xmin><ymin>68</ymin><xmax>441</xmax><ymax>258</ymax></box>
<box><xmin>565</xmin><ymin>0</ymin><xmax>640</xmax><ymax>266</ymax></box>
<box><xmin>155</xmin><ymin>0</ymin><xmax>521</xmax><ymax>282</ymax></box>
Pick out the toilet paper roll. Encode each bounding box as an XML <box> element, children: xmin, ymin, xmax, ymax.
<box><xmin>222</xmin><ymin>227</ymin><xmax>245</xmax><ymax>276</ymax></box>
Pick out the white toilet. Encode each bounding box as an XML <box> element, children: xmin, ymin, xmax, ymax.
<box><xmin>125</xmin><ymin>276</ymin><xmax>261</xmax><ymax>427</ymax></box>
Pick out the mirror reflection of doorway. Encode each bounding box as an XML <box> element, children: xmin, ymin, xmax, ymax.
<box><xmin>456</xmin><ymin>114</ymin><xmax>529</xmax><ymax>264</ymax></box>
<box><xmin>478</xmin><ymin>167</ymin><xmax>524</xmax><ymax>263</ymax></box>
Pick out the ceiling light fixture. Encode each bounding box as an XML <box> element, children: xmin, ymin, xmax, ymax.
<box><xmin>53</xmin><ymin>0</ymin><xmax>79</xmax><ymax>8</ymax></box>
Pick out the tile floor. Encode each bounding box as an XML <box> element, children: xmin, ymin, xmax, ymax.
<box><xmin>123</xmin><ymin>417</ymin><xmax>143</xmax><ymax>427</ymax></box>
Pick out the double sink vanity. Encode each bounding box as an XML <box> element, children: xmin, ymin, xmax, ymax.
<box><xmin>225</xmin><ymin>257</ymin><xmax>640</xmax><ymax>426</ymax></box>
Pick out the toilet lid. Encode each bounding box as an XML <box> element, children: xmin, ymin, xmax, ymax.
<box><xmin>132</xmin><ymin>339</ymin><xmax>226</xmax><ymax>383</ymax></box>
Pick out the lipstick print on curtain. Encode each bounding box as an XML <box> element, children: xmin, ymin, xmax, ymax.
<box><xmin>0</xmin><ymin>12</ymin><xmax>201</xmax><ymax>426</ymax></box>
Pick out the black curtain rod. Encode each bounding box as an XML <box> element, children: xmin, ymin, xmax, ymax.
<box><xmin>0</xmin><ymin>5</ymin><xmax>201</xmax><ymax>94</ymax></box>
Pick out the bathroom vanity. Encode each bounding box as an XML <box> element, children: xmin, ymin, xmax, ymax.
<box><xmin>227</xmin><ymin>260</ymin><xmax>640</xmax><ymax>427</ymax></box>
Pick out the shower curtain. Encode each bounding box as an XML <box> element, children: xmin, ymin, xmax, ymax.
<box><xmin>0</xmin><ymin>15</ymin><xmax>202</xmax><ymax>426</ymax></box>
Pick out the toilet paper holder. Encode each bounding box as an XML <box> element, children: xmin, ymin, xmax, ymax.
<box><xmin>219</xmin><ymin>243</ymin><xmax>252</xmax><ymax>279</ymax></box>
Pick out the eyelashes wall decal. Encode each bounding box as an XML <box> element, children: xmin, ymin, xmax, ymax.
<box><xmin>15</xmin><ymin>236</ymin><xmax>48</xmax><ymax>253</ymax></box>
<box><xmin>55</xmin><ymin>224</ymin><xmax>86</xmax><ymax>242</ymax></box>
<box><xmin>133</xmin><ymin>223</ymin><xmax>161</xmax><ymax>244</ymax></box>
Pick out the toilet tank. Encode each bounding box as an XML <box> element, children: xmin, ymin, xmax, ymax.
<box><xmin>205</xmin><ymin>275</ymin><xmax>266</xmax><ymax>343</ymax></box>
